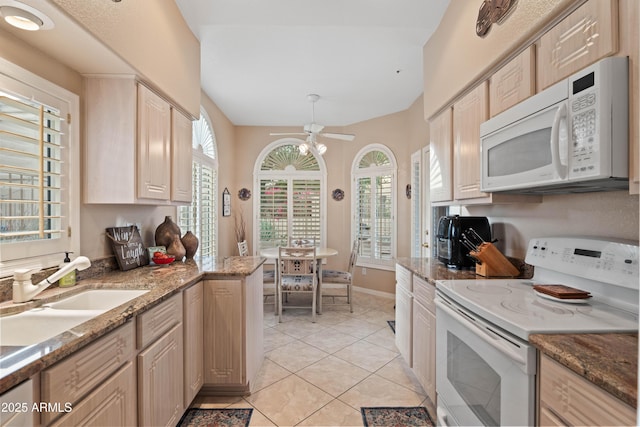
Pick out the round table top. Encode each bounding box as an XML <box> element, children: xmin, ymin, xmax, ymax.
<box><xmin>260</xmin><ymin>247</ymin><xmax>338</xmax><ymax>259</ymax></box>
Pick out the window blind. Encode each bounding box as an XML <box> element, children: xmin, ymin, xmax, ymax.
<box><xmin>259</xmin><ymin>179</ymin><xmax>288</xmax><ymax>249</ymax></box>
<box><xmin>0</xmin><ymin>94</ymin><xmax>64</xmax><ymax>243</ymax></box>
<box><xmin>179</xmin><ymin>161</ymin><xmax>216</xmax><ymax>257</ymax></box>
<box><xmin>291</xmin><ymin>179</ymin><xmax>321</xmax><ymax>243</ymax></box>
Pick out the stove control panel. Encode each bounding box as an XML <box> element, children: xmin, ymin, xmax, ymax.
<box><xmin>525</xmin><ymin>237</ymin><xmax>638</xmax><ymax>290</ymax></box>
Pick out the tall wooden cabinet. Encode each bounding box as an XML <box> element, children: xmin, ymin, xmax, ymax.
<box><xmin>84</xmin><ymin>77</ymin><xmax>193</xmax><ymax>204</ymax></box>
<box><xmin>411</xmin><ymin>275</ymin><xmax>436</xmax><ymax>408</ymax></box>
<box><xmin>183</xmin><ymin>282</ymin><xmax>204</xmax><ymax>407</ymax></box>
<box><xmin>202</xmin><ymin>267</ymin><xmax>264</xmax><ymax>393</ymax></box>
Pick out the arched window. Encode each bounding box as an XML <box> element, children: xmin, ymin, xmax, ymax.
<box><xmin>254</xmin><ymin>140</ymin><xmax>326</xmax><ymax>252</ymax></box>
<box><xmin>178</xmin><ymin>107</ymin><xmax>218</xmax><ymax>257</ymax></box>
<box><xmin>351</xmin><ymin>144</ymin><xmax>397</xmax><ymax>269</ymax></box>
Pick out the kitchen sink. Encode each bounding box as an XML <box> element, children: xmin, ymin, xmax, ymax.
<box><xmin>0</xmin><ymin>309</ymin><xmax>103</xmax><ymax>346</ymax></box>
<box><xmin>0</xmin><ymin>289</ymin><xmax>148</xmax><ymax>347</ymax></box>
<box><xmin>47</xmin><ymin>289</ymin><xmax>148</xmax><ymax>311</ymax></box>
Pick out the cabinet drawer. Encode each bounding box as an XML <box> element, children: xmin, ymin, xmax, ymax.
<box><xmin>395</xmin><ymin>265</ymin><xmax>412</xmax><ymax>293</ymax></box>
<box><xmin>137</xmin><ymin>293</ymin><xmax>183</xmax><ymax>349</ymax></box>
<box><xmin>413</xmin><ymin>276</ymin><xmax>435</xmax><ymax>313</ymax></box>
<box><xmin>50</xmin><ymin>362</ymin><xmax>136</xmax><ymax>427</ymax></box>
<box><xmin>41</xmin><ymin>321</ymin><xmax>135</xmax><ymax>425</ymax></box>
<box><xmin>539</xmin><ymin>355</ymin><xmax>635</xmax><ymax>426</ymax></box>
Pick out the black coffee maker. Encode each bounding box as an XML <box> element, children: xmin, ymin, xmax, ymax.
<box><xmin>436</xmin><ymin>215</ymin><xmax>491</xmax><ymax>268</ymax></box>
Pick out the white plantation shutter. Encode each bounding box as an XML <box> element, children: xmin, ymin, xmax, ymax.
<box><xmin>352</xmin><ymin>145</ymin><xmax>397</xmax><ymax>269</ymax></box>
<box><xmin>256</xmin><ymin>142</ymin><xmax>326</xmax><ymax>252</ymax></box>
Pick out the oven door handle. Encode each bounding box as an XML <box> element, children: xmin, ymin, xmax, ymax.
<box><xmin>436</xmin><ymin>298</ymin><xmax>527</xmax><ymax>366</ymax></box>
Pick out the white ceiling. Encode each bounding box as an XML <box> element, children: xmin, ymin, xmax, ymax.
<box><xmin>175</xmin><ymin>0</ymin><xmax>450</xmax><ymax>127</ymax></box>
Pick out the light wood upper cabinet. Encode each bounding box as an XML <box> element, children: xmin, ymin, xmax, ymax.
<box><xmin>453</xmin><ymin>81</ymin><xmax>489</xmax><ymax>201</ymax></box>
<box><xmin>171</xmin><ymin>109</ymin><xmax>194</xmax><ymax>203</ymax></box>
<box><xmin>137</xmin><ymin>84</ymin><xmax>171</xmax><ymax>200</ymax></box>
<box><xmin>538</xmin><ymin>354</ymin><xmax>635</xmax><ymax>426</ymax></box>
<box><xmin>490</xmin><ymin>46</ymin><xmax>536</xmax><ymax>117</ymax></box>
<box><xmin>84</xmin><ymin>77</ymin><xmax>193</xmax><ymax>204</ymax></box>
<box><xmin>428</xmin><ymin>108</ymin><xmax>453</xmax><ymax>203</ymax></box>
<box><xmin>537</xmin><ymin>0</ymin><xmax>618</xmax><ymax>91</ymax></box>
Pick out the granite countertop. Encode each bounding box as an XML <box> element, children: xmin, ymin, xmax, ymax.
<box><xmin>0</xmin><ymin>256</ymin><xmax>265</xmax><ymax>394</ymax></box>
<box><xmin>529</xmin><ymin>333</ymin><xmax>638</xmax><ymax>408</ymax></box>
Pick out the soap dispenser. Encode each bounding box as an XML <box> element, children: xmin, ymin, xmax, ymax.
<box><xmin>59</xmin><ymin>252</ymin><xmax>76</xmax><ymax>287</ymax></box>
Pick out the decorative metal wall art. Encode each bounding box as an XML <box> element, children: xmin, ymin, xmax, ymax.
<box><xmin>238</xmin><ymin>188</ymin><xmax>251</xmax><ymax>201</ymax></box>
<box><xmin>476</xmin><ymin>0</ymin><xmax>515</xmax><ymax>37</ymax></box>
<box><xmin>332</xmin><ymin>189</ymin><xmax>345</xmax><ymax>201</ymax></box>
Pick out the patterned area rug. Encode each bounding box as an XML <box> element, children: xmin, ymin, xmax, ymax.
<box><xmin>177</xmin><ymin>408</ymin><xmax>253</xmax><ymax>427</ymax></box>
<box><xmin>387</xmin><ymin>320</ymin><xmax>396</xmax><ymax>333</ymax></box>
<box><xmin>361</xmin><ymin>407</ymin><xmax>434</xmax><ymax>427</ymax></box>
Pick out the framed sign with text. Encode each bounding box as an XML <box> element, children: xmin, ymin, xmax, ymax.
<box><xmin>222</xmin><ymin>187</ymin><xmax>231</xmax><ymax>217</ymax></box>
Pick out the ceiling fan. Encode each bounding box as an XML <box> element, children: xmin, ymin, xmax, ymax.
<box><xmin>270</xmin><ymin>94</ymin><xmax>355</xmax><ymax>155</ymax></box>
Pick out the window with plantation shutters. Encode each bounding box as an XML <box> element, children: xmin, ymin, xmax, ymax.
<box><xmin>178</xmin><ymin>109</ymin><xmax>217</xmax><ymax>258</ymax></box>
<box><xmin>255</xmin><ymin>142</ymin><xmax>326</xmax><ymax>252</ymax></box>
<box><xmin>352</xmin><ymin>145</ymin><xmax>397</xmax><ymax>269</ymax></box>
<box><xmin>0</xmin><ymin>59</ymin><xmax>79</xmax><ymax>274</ymax></box>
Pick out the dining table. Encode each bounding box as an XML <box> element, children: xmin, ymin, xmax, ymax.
<box><xmin>259</xmin><ymin>246</ymin><xmax>338</xmax><ymax>314</ymax></box>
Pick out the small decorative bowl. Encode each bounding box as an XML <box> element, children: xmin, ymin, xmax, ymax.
<box><xmin>152</xmin><ymin>255</ymin><xmax>175</xmax><ymax>265</ymax></box>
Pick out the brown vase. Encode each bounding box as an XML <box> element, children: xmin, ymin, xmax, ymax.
<box><xmin>181</xmin><ymin>231</ymin><xmax>199</xmax><ymax>259</ymax></box>
<box><xmin>155</xmin><ymin>216</ymin><xmax>181</xmax><ymax>248</ymax></box>
<box><xmin>166</xmin><ymin>234</ymin><xmax>186</xmax><ymax>261</ymax></box>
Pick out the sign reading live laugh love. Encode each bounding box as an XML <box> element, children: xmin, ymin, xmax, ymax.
<box><xmin>106</xmin><ymin>226</ymin><xmax>149</xmax><ymax>271</ymax></box>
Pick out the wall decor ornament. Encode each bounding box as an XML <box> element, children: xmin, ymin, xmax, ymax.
<box><xmin>222</xmin><ymin>187</ymin><xmax>231</xmax><ymax>217</ymax></box>
<box><xmin>406</xmin><ymin>184</ymin><xmax>411</xmax><ymax>199</ymax></box>
<box><xmin>476</xmin><ymin>0</ymin><xmax>515</xmax><ymax>37</ymax></box>
<box><xmin>332</xmin><ymin>188</ymin><xmax>345</xmax><ymax>201</ymax></box>
<box><xmin>238</xmin><ymin>188</ymin><xmax>251</xmax><ymax>201</ymax></box>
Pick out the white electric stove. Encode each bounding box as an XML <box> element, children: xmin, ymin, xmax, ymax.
<box><xmin>434</xmin><ymin>237</ymin><xmax>639</xmax><ymax>427</ymax></box>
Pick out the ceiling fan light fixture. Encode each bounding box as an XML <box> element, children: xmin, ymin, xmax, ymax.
<box><xmin>0</xmin><ymin>2</ymin><xmax>54</xmax><ymax>31</ymax></box>
<box><xmin>316</xmin><ymin>143</ymin><xmax>327</xmax><ymax>155</ymax></box>
<box><xmin>299</xmin><ymin>142</ymin><xmax>309</xmax><ymax>155</ymax></box>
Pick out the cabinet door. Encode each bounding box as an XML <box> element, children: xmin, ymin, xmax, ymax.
<box><xmin>183</xmin><ymin>283</ymin><xmax>203</xmax><ymax>407</ymax></box>
<box><xmin>539</xmin><ymin>355</ymin><xmax>635</xmax><ymax>426</ymax></box>
<box><xmin>537</xmin><ymin>0</ymin><xmax>618</xmax><ymax>90</ymax></box>
<box><xmin>490</xmin><ymin>46</ymin><xmax>535</xmax><ymax>117</ymax></box>
<box><xmin>412</xmin><ymin>299</ymin><xmax>436</xmax><ymax>405</ymax></box>
<box><xmin>138</xmin><ymin>323</ymin><xmax>184</xmax><ymax>427</ymax></box>
<box><xmin>394</xmin><ymin>287</ymin><xmax>413</xmax><ymax>367</ymax></box>
<box><xmin>245</xmin><ymin>268</ymin><xmax>264</xmax><ymax>387</ymax></box>
<box><xmin>203</xmin><ymin>280</ymin><xmax>243</xmax><ymax>385</ymax></box>
<box><xmin>171</xmin><ymin>109</ymin><xmax>193</xmax><ymax>203</ymax></box>
<box><xmin>453</xmin><ymin>81</ymin><xmax>489</xmax><ymax>200</ymax></box>
<box><xmin>137</xmin><ymin>84</ymin><xmax>171</xmax><ymax>200</ymax></box>
<box><xmin>50</xmin><ymin>363</ymin><xmax>136</xmax><ymax>427</ymax></box>
<box><xmin>429</xmin><ymin>108</ymin><xmax>453</xmax><ymax>203</ymax></box>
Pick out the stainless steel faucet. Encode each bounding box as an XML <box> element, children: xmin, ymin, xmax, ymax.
<box><xmin>12</xmin><ymin>256</ymin><xmax>91</xmax><ymax>303</ymax></box>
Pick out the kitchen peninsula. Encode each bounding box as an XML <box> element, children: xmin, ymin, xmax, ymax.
<box><xmin>0</xmin><ymin>256</ymin><xmax>265</xmax><ymax>426</ymax></box>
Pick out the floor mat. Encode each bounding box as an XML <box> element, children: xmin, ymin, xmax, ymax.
<box><xmin>177</xmin><ymin>408</ymin><xmax>253</xmax><ymax>427</ymax></box>
<box><xmin>387</xmin><ymin>320</ymin><xmax>395</xmax><ymax>333</ymax></box>
<box><xmin>361</xmin><ymin>406</ymin><xmax>434</xmax><ymax>427</ymax></box>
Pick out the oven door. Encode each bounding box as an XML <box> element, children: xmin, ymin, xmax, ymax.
<box><xmin>481</xmin><ymin>99</ymin><xmax>570</xmax><ymax>193</ymax></box>
<box><xmin>435</xmin><ymin>294</ymin><xmax>536</xmax><ymax>426</ymax></box>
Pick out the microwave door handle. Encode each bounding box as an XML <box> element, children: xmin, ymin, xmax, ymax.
<box><xmin>551</xmin><ymin>102</ymin><xmax>568</xmax><ymax>179</ymax></box>
<box><xmin>435</xmin><ymin>298</ymin><xmax>527</xmax><ymax>366</ymax></box>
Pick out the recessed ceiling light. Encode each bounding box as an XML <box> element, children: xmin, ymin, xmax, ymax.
<box><xmin>0</xmin><ymin>1</ymin><xmax>54</xmax><ymax>31</ymax></box>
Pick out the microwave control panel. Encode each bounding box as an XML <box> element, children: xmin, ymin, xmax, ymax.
<box><xmin>569</xmin><ymin>70</ymin><xmax>598</xmax><ymax>177</ymax></box>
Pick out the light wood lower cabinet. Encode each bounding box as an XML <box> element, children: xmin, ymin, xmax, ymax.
<box><xmin>202</xmin><ymin>267</ymin><xmax>264</xmax><ymax>393</ymax></box>
<box><xmin>411</xmin><ymin>276</ymin><xmax>436</xmax><ymax>406</ymax></box>
<box><xmin>138</xmin><ymin>323</ymin><xmax>184</xmax><ymax>427</ymax></box>
<box><xmin>183</xmin><ymin>282</ymin><xmax>204</xmax><ymax>407</ymax></box>
<box><xmin>50</xmin><ymin>363</ymin><xmax>137</xmax><ymax>427</ymax></box>
<box><xmin>538</xmin><ymin>354</ymin><xmax>635</xmax><ymax>426</ymax></box>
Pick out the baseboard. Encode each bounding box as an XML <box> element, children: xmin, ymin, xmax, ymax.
<box><xmin>352</xmin><ymin>285</ymin><xmax>395</xmax><ymax>300</ymax></box>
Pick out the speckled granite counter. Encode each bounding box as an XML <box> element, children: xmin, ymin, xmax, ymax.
<box><xmin>529</xmin><ymin>333</ymin><xmax>638</xmax><ymax>408</ymax></box>
<box><xmin>395</xmin><ymin>257</ymin><xmax>532</xmax><ymax>284</ymax></box>
<box><xmin>0</xmin><ymin>256</ymin><xmax>265</xmax><ymax>394</ymax></box>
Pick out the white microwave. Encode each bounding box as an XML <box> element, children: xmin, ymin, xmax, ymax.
<box><xmin>480</xmin><ymin>57</ymin><xmax>629</xmax><ymax>194</ymax></box>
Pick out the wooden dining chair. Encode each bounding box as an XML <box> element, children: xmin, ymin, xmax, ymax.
<box><xmin>320</xmin><ymin>239</ymin><xmax>359</xmax><ymax>313</ymax></box>
<box><xmin>277</xmin><ymin>246</ymin><xmax>318</xmax><ymax>322</ymax></box>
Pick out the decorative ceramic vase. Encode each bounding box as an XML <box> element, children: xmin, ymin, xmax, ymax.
<box><xmin>166</xmin><ymin>234</ymin><xmax>186</xmax><ymax>261</ymax></box>
<box><xmin>155</xmin><ymin>216</ymin><xmax>181</xmax><ymax>248</ymax></box>
<box><xmin>182</xmin><ymin>231</ymin><xmax>199</xmax><ymax>259</ymax></box>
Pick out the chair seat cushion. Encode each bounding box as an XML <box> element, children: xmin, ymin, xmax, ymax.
<box><xmin>321</xmin><ymin>269</ymin><xmax>351</xmax><ymax>284</ymax></box>
<box><xmin>281</xmin><ymin>276</ymin><xmax>315</xmax><ymax>291</ymax></box>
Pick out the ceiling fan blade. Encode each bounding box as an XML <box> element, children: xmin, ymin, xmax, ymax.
<box><xmin>305</xmin><ymin>123</ymin><xmax>324</xmax><ymax>134</ymax></box>
<box><xmin>269</xmin><ymin>132</ymin><xmax>307</xmax><ymax>136</ymax></box>
<box><xmin>320</xmin><ymin>132</ymin><xmax>355</xmax><ymax>141</ymax></box>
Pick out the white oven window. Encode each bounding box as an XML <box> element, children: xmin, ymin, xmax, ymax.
<box><xmin>487</xmin><ymin>128</ymin><xmax>552</xmax><ymax>177</ymax></box>
<box><xmin>447</xmin><ymin>332</ymin><xmax>500</xmax><ymax>426</ymax></box>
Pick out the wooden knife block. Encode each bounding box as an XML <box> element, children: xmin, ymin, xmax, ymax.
<box><xmin>470</xmin><ymin>242</ymin><xmax>520</xmax><ymax>278</ymax></box>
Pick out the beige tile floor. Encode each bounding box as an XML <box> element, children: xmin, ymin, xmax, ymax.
<box><xmin>192</xmin><ymin>291</ymin><xmax>431</xmax><ymax>426</ymax></box>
